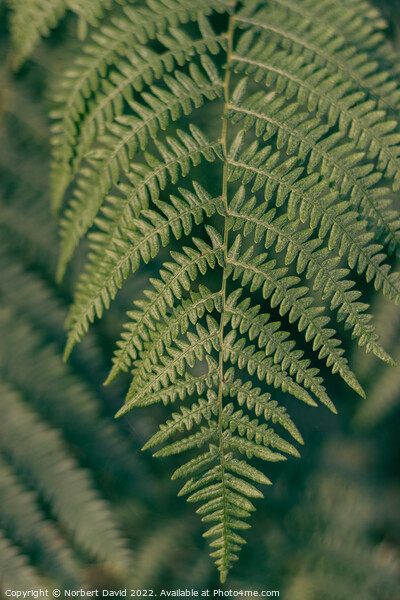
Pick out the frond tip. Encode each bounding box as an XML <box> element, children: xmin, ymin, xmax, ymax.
<box><xmin>20</xmin><ymin>0</ymin><xmax>400</xmax><ymax>581</ymax></box>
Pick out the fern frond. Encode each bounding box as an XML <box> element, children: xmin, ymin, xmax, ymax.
<box><xmin>61</xmin><ymin>127</ymin><xmax>219</xmax><ymax>289</ymax></box>
<box><xmin>227</xmin><ymin>132</ymin><xmax>400</xmax><ymax>303</ymax></box>
<box><xmin>116</xmin><ymin>288</ymin><xmax>222</xmax><ymax>387</ymax></box>
<box><xmin>221</xmin><ymin>403</ymin><xmax>299</xmax><ymax>457</ymax></box>
<box><xmin>228</xmin><ymin>83</ymin><xmax>400</xmax><ymax>254</ymax></box>
<box><xmin>67</xmin><ymin>0</ymin><xmax>123</xmax><ymax>39</ymax></box>
<box><xmin>227</xmin><ymin>239</ymin><xmax>364</xmax><ymax>398</ymax></box>
<box><xmin>263</xmin><ymin>0</ymin><xmax>389</xmax><ymax>53</ymax></box>
<box><xmin>119</xmin><ymin>364</ymin><xmax>219</xmax><ymax>413</ymax></box>
<box><xmin>0</xmin><ymin>458</ymin><xmax>83</xmax><ymax>587</ymax></box>
<box><xmin>161</xmin><ymin>430</ymin><xmax>285</xmax><ymax>583</ymax></box>
<box><xmin>235</xmin><ymin>1</ymin><xmax>398</xmax><ymax>111</ymax></box>
<box><xmin>126</xmin><ymin>315</ymin><xmax>220</xmax><ymax>406</ymax></box>
<box><xmin>64</xmin><ymin>182</ymin><xmax>223</xmax><ymax>357</ymax></box>
<box><xmin>52</xmin><ymin>34</ymin><xmax>225</xmax><ymax>214</ymax></box>
<box><xmin>0</xmin><ymin>379</ymin><xmax>132</xmax><ymax>576</ymax></box>
<box><xmin>53</xmin><ymin>12</ymin><xmax>225</xmax><ymax>210</ymax></box>
<box><xmin>0</xmin><ymin>297</ymin><xmax>137</xmax><ymax>485</ymax></box>
<box><xmin>39</xmin><ymin>0</ymin><xmax>400</xmax><ymax>581</ymax></box>
<box><xmin>142</xmin><ymin>397</ymin><xmax>218</xmax><ymax>451</ymax></box>
<box><xmin>232</xmin><ymin>29</ymin><xmax>400</xmax><ymax>189</ymax></box>
<box><xmin>58</xmin><ymin>123</ymin><xmax>222</xmax><ymax>279</ymax></box>
<box><xmin>173</xmin><ymin>438</ymin><xmax>287</xmax><ymax>582</ymax></box>
<box><xmin>224</xmin><ymin>374</ymin><xmax>304</xmax><ymax>444</ymax></box>
<box><xmin>0</xmin><ymin>57</ymin><xmax>155</xmax><ymax>588</ymax></box>
<box><xmin>223</xmin><ymin>291</ymin><xmax>333</xmax><ymax>408</ymax></box>
<box><xmin>7</xmin><ymin>0</ymin><xmax>68</xmax><ymax>68</ymax></box>
<box><xmin>223</xmin><ymin>329</ymin><xmax>320</xmax><ymax>408</ymax></box>
<box><xmin>7</xmin><ymin>0</ymin><xmax>124</xmax><ymax>68</ymax></box>
<box><xmin>0</xmin><ymin>529</ymin><xmax>45</xmax><ymax>591</ymax></box>
<box><xmin>107</xmin><ymin>245</ymin><xmax>224</xmax><ymax>382</ymax></box>
<box><xmin>226</xmin><ymin>186</ymin><xmax>395</xmax><ymax>364</ymax></box>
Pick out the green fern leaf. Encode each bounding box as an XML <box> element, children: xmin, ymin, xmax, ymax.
<box><xmin>14</xmin><ymin>0</ymin><xmax>400</xmax><ymax>582</ymax></box>
<box><xmin>0</xmin><ymin>529</ymin><xmax>46</xmax><ymax>590</ymax></box>
<box><xmin>0</xmin><ymin>458</ymin><xmax>83</xmax><ymax>587</ymax></box>
<box><xmin>0</xmin><ymin>379</ymin><xmax>132</xmax><ymax>575</ymax></box>
<box><xmin>7</xmin><ymin>0</ymin><xmax>124</xmax><ymax>68</ymax></box>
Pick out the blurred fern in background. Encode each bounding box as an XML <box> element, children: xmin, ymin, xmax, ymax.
<box><xmin>0</xmin><ymin>46</ymin><xmax>141</xmax><ymax>590</ymax></box>
<box><xmin>0</xmin><ymin>0</ymin><xmax>399</xmax><ymax>594</ymax></box>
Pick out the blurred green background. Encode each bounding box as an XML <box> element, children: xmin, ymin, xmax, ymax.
<box><xmin>0</xmin><ymin>1</ymin><xmax>399</xmax><ymax>597</ymax></box>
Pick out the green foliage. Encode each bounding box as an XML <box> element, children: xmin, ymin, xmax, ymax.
<box><xmin>7</xmin><ymin>0</ymin><xmax>126</xmax><ymax>67</ymax></box>
<box><xmin>352</xmin><ymin>285</ymin><xmax>400</xmax><ymax>427</ymax></box>
<box><xmin>0</xmin><ymin>68</ymin><xmax>143</xmax><ymax>589</ymax></box>
<box><xmin>6</xmin><ymin>0</ymin><xmax>400</xmax><ymax>584</ymax></box>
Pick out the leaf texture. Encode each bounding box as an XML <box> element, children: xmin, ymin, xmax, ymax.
<box><xmin>9</xmin><ymin>0</ymin><xmax>400</xmax><ymax>582</ymax></box>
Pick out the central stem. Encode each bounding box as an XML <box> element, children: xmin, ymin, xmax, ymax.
<box><xmin>216</xmin><ymin>6</ymin><xmax>235</xmax><ymax>584</ymax></box>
